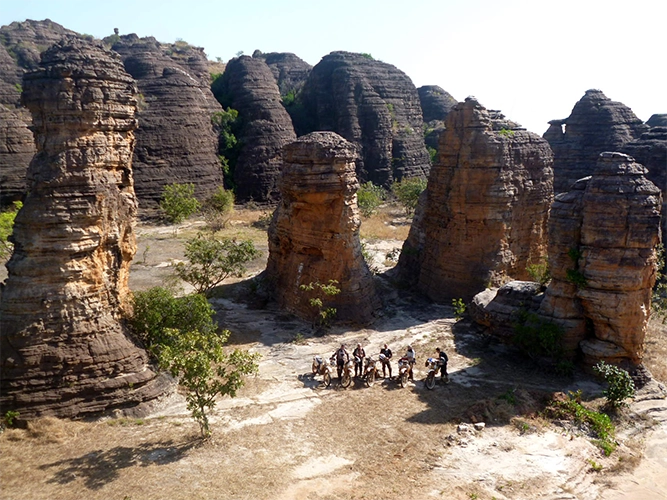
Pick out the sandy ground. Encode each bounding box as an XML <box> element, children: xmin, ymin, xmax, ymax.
<box><xmin>1</xmin><ymin>213</ymin><xmax>667</xmax><ymax>500</ymax></box>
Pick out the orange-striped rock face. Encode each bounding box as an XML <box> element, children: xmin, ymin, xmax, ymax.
<box><xmin>0</xmin><ymin>37</ymin><xmax>170</xmax><ymax>419</ymax></box>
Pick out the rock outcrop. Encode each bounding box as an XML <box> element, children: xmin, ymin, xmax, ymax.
<box><xmin>0</xmin><ymin>105</ymin><xmax>34</xmax><ymax>205</ymax></box>
<box><xmin>472</xmin><ymin>153</ymin><xmax>661</xmax><ymax>367</ymax></box>
<box><xmin>418</xmin><ymin>85</ymin><xmax>457</xmax><ymax>152</ymax></box>
<box><xmin>397</xmin><ymin>97</ymin><xmax>554</xmax><ymax>302</ymax></box>
<box><xmin>213</xmin><ymin>55</ymin><xmax>297</xmax><ymax>202</ymax></box>
<box><xmin>252</xmin><ymin>51</ymin><xmax>312</xmax><ymax>97</ymax></box>
<box><xmin>266</xmin><ymin>132</ymin><xmax>379</xmax><ymax>324</ymax></box>
<box><xmin>297</xmin><ymin>51</ymin><xmax>431</xmax><ymax>187</ymax></box>
<box><xmin>646</xmin><ymin>114</ymin><xmax>667</xmax><ymax>128</ymax></box>
<box><xmin>621</xmin><ymin>127</ymin><xmax>667</xmax><ymax>235</ymax></box>
<box><xmin>0</xmin><ymin>38</ymin><xmax>170</xmax><ymax>418</ymax></box>
<box><xmin>544</xmin><ymin>89</ymin><xmax>648</xmax><ymax>193</ymax></box>
<box><xmin>110</xmin><ymin>35</ymin><xmax>224</xmax><ymax>212</ymax></box>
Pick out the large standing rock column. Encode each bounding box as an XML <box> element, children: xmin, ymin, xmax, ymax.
<box><xmin>266</xmin><ymin>132</ymin><xmax>379</xmax><ymax>324</ymax></box>
<box><xmin>398</xmin><ymin>97</ymin><xmax>554</xmax><ymax>302</ymax></box>
<box><xmin>0</xmin><ymin>38</ymin><xmax>169</xmax><ymax>419</ymax></box>
<box><xmin>577</xmin><ymin>152</ymin><xmax>661</xmax><ymax>365</ymax></box>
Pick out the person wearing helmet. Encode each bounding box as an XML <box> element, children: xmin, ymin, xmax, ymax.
<box><xmin>353</xmin><ymin>343</ymin><xmax>366</xmax><ymax>378</ymax></box>
<box><xmin>435</xmin><ymin>347</ymin><xmax>449</xmax><ymax>383</ymax></box>
<box><xmin>331</xmin><ymin>344</ymin><xmax>350</xmax><ymax>380</ymax></box>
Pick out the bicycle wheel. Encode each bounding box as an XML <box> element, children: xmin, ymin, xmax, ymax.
<box><xmin>341</xmin><ymin>371</ymin><xmax>352</xmax><ymax>388</ymax></box>
<box><xmin>366</xmin><ymin>370</ymin><xmax>376</xmax><ymax>387</ymax></box>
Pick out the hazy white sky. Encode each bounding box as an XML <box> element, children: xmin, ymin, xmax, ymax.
<box><xmin>2</xmin><ymin>0</ymin><xmax>665</xmax><ymax>134</ymax></box>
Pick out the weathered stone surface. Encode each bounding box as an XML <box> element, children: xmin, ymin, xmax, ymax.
<box><xmin>621</xmin><ymin>127</ymin><xmax>667</xmax><ymax>235</ymax></box>
<box><xmin>214</xmin><ymin>55</ymin><xmax>297</xmax><ymax>202</ymax></box>
<box><xmin>0</xmin><ymin>105</ymin><xmax>34</xmax><ymax>205</ymax></box>
<box><xmin>297</xmin><ymin>51</ymin><xmax>431</xmax><ymax>187</ymax></box>
<box><xmin>266</xmin><ymin>132</ymin><xmax>380</xmax><ymax>324</ymax></box>
<box><xmin>252</xmin><ymin>50</ymin><xmax>312</xmax><ymax>97</ymax></box>
<box><xmin>544</xmin><ymin>89</ymin><xmax>648</xmax><ymax>193</ymax></box>
<box><xmin>0</xmin><ymin>38</ymin><xmax>170</xmax><ymax>419</ymax></box>
<box><xmin>646</xmin><ymin>114</ymin><xmax>667</xmax><ymax>128</ymax></box>
<box><xmin>398</xmin><ymin>97</ymin><xmax>554</xmax><ymax>301</ymax></box>
<box><xmin>110</xmin><ymin>34</ymin><xmax>224</xmax><ymax>213</ymax></box>
<box><xmin>418</xmin><ymin>85</ymin><xmax>457</xmax><ymax>153</ymax></box>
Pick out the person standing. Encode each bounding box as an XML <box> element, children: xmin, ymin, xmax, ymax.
<box><xmin>435</xmin><ymin>347</ymin><xmax>449</xmax><ymax>383</ymax></box>
<box><xmin>331</xmin><ymin>344</ymin><xmax>349</xmax><ymax>380</ymax></box>
<box><xmin>380</xmin><ymin>343</ymin><xmax>393</xmax><ymax>379</ymax></box>
<box><xmin>353</xmin><ymin>343</ymin><xmax>366</xmax><ymax>378</ymax></box>
<box><xmin>405</xmin><ymin>345</ymin><xmax>416</xmax><ymax>381</ymax></box>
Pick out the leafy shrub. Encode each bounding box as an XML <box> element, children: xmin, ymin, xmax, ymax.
<box><xmin>299</xmin><ymin>280</ymin><xmax>341</xmax><ymax>328</ymax></box>
<box><xmin>427</xmin><ymin>146</ymin><xmax>437</xmax><ymax>164</ymax></box>
<box><xmin>357</xmin><ymin>182</ymin><xmax>386</xmax><ymax>217</ymax></box>
<box><xmin>593</xmin><ymin>361</ymin><xmax>636</xmax><ymax>408</ymax></box>
<box><xmin>652</xmin><ymin>243</ymin><xmax>667</xmax><ymax>322</ymax></box>
<box><xmin>452</xmin><ymin>298</ymin><xmax>466</xmax><ymax>320</ymax></box>
<box><xmin>211</xmin><ymin>107</ymin><xmax>240</xmax><ymax>190</ymax></box>
<box><xmin>0</xmin><ymin>201</ymin><xmax>22</xmax><ymax>261</ymax></box>
<box><xmin>157</xmin><ymin>327</ymin><xmax>259</xmax><ymax>437</ymax></box>
<box><xmin>498</xmin><ymin>128</ymin><xmax>516</xmax><ymax>137</ymax></box>
<box><xmin>174</xmin><ymin>234</ymin><xmax>260</xmax><ymax>294</ymax></box>
<box><xmin>202</xmin><ymin>187</ymin><xmax>234</xmax><ymax>232</ymax></box>
<box><xmin>160</xmin><ymin>183</ymin><xmax>200</xmax><ymax>224</ymax></box>
<box><xmin>566</xmin><ymin>247</ymin><xmax>587</xmax><ymax>288</ymax></box>
<box><xmin>392</xmin><ymin>177</ymin><xmax>427</xmax><ymax>216</ymax></box>
<box><xmin>526</xmin><ymin>259</ymin><xmax>550</xmax><ymax>286</ymax></box>
<box><xmin>130</xmin><ymin>287</ymin><xmax>216</xmax><ymax>348</ymax></box>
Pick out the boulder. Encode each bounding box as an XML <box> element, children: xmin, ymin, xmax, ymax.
<box><xmin>110</xmin><ymin>34</ymin><xmax>224</xmax><ymax>213</ymax></box>
<box><xmin>297</xmin><ymin>51</ymin><xmax>431</xmax><ymax>186</ymax></box>
<box><xmin>213</xmin><ymin>55</ymin><xmax>297</xmax><ymax>202</ymax></box>
<box><xmin>398</xmin><ymin>97</ymin><xmax>554</xmax><ymax>301</ymax></box>
<box><xmin>0</xmin><ymin>38</ymin><xmax>170</xmax><ymax>419</ymax></box>
<box><xmin>266</xmin><ymin>131</ymin><xmax>380</xmax><ymax>324</ymax></box>
<box><xmin>544</xmin><ymin>89</ymin><xmax>648</xmax><ymax>193</ymax></box>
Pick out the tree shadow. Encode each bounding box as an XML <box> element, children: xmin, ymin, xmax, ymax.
<box><xmin>38</xmin><ymin>439</ymin><xmax>197</xmax><ymax>490</ymax></box>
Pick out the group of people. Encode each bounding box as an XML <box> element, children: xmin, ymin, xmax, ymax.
<box><xmin>330</xmin><ymin>343</ymin><xmax>449</xmax><ymax>382</ymax></box>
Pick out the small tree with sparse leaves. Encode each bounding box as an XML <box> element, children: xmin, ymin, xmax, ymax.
<box><xmin>593</xmin><ymin>361</ymin><xmax>635</xmax><ymax>408</ymax></box>
<box><xmin>299</xmin><ymin>280</ymin><xmax>341</xmax><ymax>328</ymax></box>
<box><xmin>160</xmin><ymin>183</ymin><xmax>200</xmax><ymax>224</ymax></box>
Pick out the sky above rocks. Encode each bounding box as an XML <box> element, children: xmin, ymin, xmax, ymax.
<box><xmin>2</xmin><ymin>0</ymin><xmax>665</xmax><ymax>135</ymax></box>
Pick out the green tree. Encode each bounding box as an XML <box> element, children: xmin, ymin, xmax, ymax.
<box><xmin>202</xmin><ymin>186</ymin><xmax>235</xmax><ymax>232</ymax></box>
<box><xmin>299</xmin><ymin>280</ymin><xmax>341</xmax><ymax>328</ymax></box>
<box><xmin>0</xmin><ymin>201</ymin><xmax>22</xmax><ymax>261</ymax></box>
<box><xmin>211</xmin><ymin>108</ymin><xmax>240</xmax><ymax>190</ymax></box>
<box><xmin>174</xmin><ymin>234</ymin><xmax>260</xmax><ymax>294</ymax></box>
<box><xmin>130</xmin><ymin>287</ymin><xmax>216</xmax><ymax>348</ymax></box>
<box><xmin>160</xmin><ymin>183</ymin><xmax>200</xmax><ymax>224</ymax></box>
<box><xmin>392</xmin><ymin>177</ymin><xmax>427</xmax><ymax>216</ymax></box>
<box><xmin>357</xmin><ymin>182</ymin><xmax>386</xmax><ymax>217</ymax></box>
<box><xmin>157</xmin><ymin>327</ymin><xmax>259</xmax><ymax>437</ymax></box>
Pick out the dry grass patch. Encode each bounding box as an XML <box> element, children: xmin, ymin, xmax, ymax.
<box><xmin>360</xmin><ymin>204</ymin><xmax>411</xmax><ymax>241</ymax></box>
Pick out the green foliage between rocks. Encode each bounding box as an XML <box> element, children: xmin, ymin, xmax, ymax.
<box><xmin>299</xmin><ymin>280</ymin><xmax>341</xmax><ymax>329</ymax></box>
<box><xmin>512</xmin><ymin>311</ymin><xmax>564</xmax><ymax>362</ymax></box>
<box><xmin>526</xmin><ymin>258</ymin><xmax>551</xmax><ymax>286</ymax></box>
<box><xmin>593</xmin><ymin>361</ymin><xmax>636</xmax><ymax>408</ymax></box>
<box><xmin>452</xmin><ymin>298</ymin><xmax>466</xmax><ymax>320</ymax></box>
<box><xmin>357</xmin><ymin>182</ymin><xmax>386</xmax><ymax>217</ymax></box>
<box><xmin>174</xmin><ymin>233</ymin><xmax>260</xmax><ymax>295</ymax></box>
<box><xmin>392</xmin><ymin>177</ymin><xmax>427</xmax><ymax>216</ymax></box>
<box><xmin>160</xmin><ymin>183</ymin><xmax>200</xmax><ymax>224</ymax></box>
<box><xmin>0</xmin><ymin>201</ymin><xmax>22</xmax><ymax>261</ymax></box>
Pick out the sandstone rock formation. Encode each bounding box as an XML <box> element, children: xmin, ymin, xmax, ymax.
<box><xmin>252</xmin><ymin>50</ymin><xmax>312</xmax><ymax>97</ymax></box>
<box><xmin>110</xmin><ymin>34</ymin><xmax>224</xmax><ymax>212</ymax></box>
<box><xmin>266</xmin><ymin>132</ymin><xmax>379</xmax><ymax>324</ymax></box>
<box><xmin>544</xmin><ymin>89</ymin><xmax>648</xmax><ymax>193</ymax></box>
<box><xmin>397</xmin><ymin>97</ymin><xmax>554</xmax><ymax>302</ymax></box>
<box><xmin>621</xmin><ymin>127</ymin><xmax>667</xmax><ymax>235</ymax></box>
<box><xmin>0</xmin><ymin>38</ymin><xmax>170</xmax><ymax>418</ymax></box>
<box><xmin>0</xmin><ymin>105</ymin><xmax>34</xmax><ymax>205</ymax></box>
<box><xmin>213</xmin><ymin>55</ymin><xmax>297</xmax><ymax>202</ymax></box>
<box><xmin>297</xmin><ymin>51</ymin><xmax>431</xmax><ymax>187</ymax></box>
<box><xmin>646</xmin><ymin>114</ymin><xmax>667</xmax><ymax>128</ymax></box>
<box><xmin>472</xmin><ymin>153</ymin><xmax>661</xmax><ymax>367</ymax></box>
<box><xmin>418</xmin><ymin>85</ymin><xmax>458</xmax><ymax>152</ymax></box>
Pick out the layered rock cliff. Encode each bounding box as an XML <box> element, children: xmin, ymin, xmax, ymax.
<box><xmin>266</xmin><ymin>132</ymin><xmax>380</xmax><ymax>324</ymax></box>
<box><xmin>646</xmin><ymin>114</ymin><xmax>667</xmax><ymax>128</ymax></box>
<box><xmin>472</xmin><ymin>153</ymin><xmax>661</xmax><ymax>367</ymax></box>
<box><xmin>297</xmin><ymin>51</ymin><xmax>431</xmax><ymax>187</ymax></box>
<box><xmin>110</xmin><ymin>34</ymin><xmax>224</xmax><ymax>212</ymax></box>
<box><xmin>0</xmin><ymin>38</ymin><xmax>170</xmax><ymax>418</ymax></box>
<box><xmin>213</xmin><ymin>55</ymin><xmax>296</xmax><ymax>202</ymax></box>
<box><xmin>544</xmin><ymin>89</ymin><xmax>648</xmax><ymax>193</ymax></box>
<box><xmin>418</xmin><ymin>85</ymin><xmax>458</xmax><ymax>152</ymax></box>
<box><xmin>252</xmin><ymin>51</ymin><xmax>312</xmax><ymax>97</ymax></box>
<box><xmin>397</xmin><ymin>97</ymin><xmax>554</xmax><ymax>301</ymax></box>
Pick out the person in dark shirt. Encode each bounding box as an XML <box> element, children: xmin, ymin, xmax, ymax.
<box><xmin>331</xmin><ymin>344</ymin><xmax>349</xmax><ymax>380</ymax></box>
<box><xmin>436</xmin><ymin>347</ymin><xmax>449</xmax><ymax>383</ymax></box>
<box><xmin>379</xmin><ymin>343</ymin><xmax>393</xmax><ymax>379</ymax></box>
<box><xmin>353</xmin><ymin>343</ymin><xmax>366</xmax><ymax>378</ymax></box>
